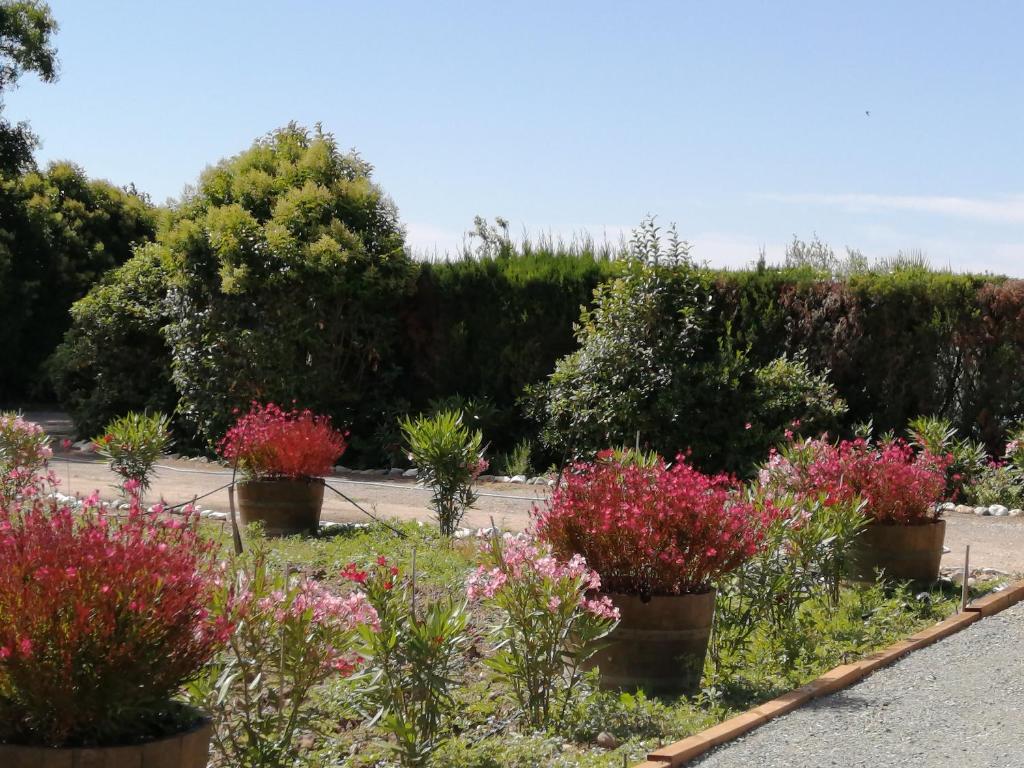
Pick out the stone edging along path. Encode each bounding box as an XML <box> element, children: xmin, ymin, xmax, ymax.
<box><xmin>630</xmin><ymin>581</ymin><xmax>1024</xmax><ymax>768</ymax></box>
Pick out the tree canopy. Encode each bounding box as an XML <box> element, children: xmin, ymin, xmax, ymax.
<box><xmin>0</xmin><ymin>0</ymin><xmax>58</xmax><ymax>175</ymax></box>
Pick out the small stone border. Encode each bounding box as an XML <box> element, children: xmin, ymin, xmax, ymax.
<box><xmin>632</xmin><ymin>580</ymin><xmax>1024</xmax><ymax>768</ymax></box>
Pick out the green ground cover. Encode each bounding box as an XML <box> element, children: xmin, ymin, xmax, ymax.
<box><xmin>204</xmin><ymin>521</ymin><xmax>992</xmax><ymax>768</ymax></box>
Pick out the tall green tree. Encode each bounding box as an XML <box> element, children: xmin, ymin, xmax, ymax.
<box><xmin>162</xmin><ymin>122</ymin><xmax>413</xmax><ymax>449</ymax></box>
<box><xmin>0</xmin><ymin>0</ymin><xmax>57</xmax><ymax>175</ymax></box>
<box><xmin>0</xmin><ymin>162</ymin><xmax>156</xmax><ymax>399</ymax></box>
<box><xmin>55</xmin><ymin>123</ymin><xmax>414</xmax><ymax>452</ymax></box>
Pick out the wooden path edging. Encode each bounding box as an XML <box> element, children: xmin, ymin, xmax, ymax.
<box><xmin>633</xmin><ymin>580</ymin><xmax>1024</xmax><ymax>768</ymax></box>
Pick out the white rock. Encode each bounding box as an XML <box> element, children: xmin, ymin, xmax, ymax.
<box><xmin>207</xmin><ymin>511</ymin><xmax>228</xmax><ymax>521</ymax></box>
<box><xmin>333</xmin><ymin>465</ymin><xmax>349</xmax><ymax>474</ymax></box>
<box><xmin>402</xmin><ymin>468</ymin><xmax>418</xmax><ymax>478</ymax></box>
<box><xmin>955</xmin><ymin>504</ymin><xmax>975</xmax><ymax>515</ymax></box>
<box><xmin>494</xmin><ymin>476</ymin><xmax>511</xmax><ymax>483</ymax></box>
<box><xmin>974</xmin><ymin>506</ymin><xmax>991</xmax><ymax>516</ymax></box>
<box><xmin>1010</xmin><ymin>509</ymin><xmax>1023</xmax><ymax>517</ymax></box>
<box><xmin>940</xmin><ymin>501</ymin><xmax>957</xmax><ymax>512</ymax></box>
<box><xmin>989</xmin><ymin>504</ymin><xmax>1009</xmax><ymax>516</ymax></box>
<box><xmin>454</xmin><ymin>528</ymin><xmax>472</xmax><ymax>539</ymax></box>
<box><xmin>510</xmin><ymin>475</ymin><xmax>527</xmax><ymax>484</ymax></box>
<box><xmin>388</xmin><ymin>468</ymin><xmax>404</xmax><ymax>477</ymax></box>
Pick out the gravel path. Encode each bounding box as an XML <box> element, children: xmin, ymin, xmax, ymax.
<box><xmin>692</xmin><ymin>601</ymin><xmax>1024</xmax><ymax>768</ymax></box>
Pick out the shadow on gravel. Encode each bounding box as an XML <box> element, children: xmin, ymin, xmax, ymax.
<box><xmin>801</xmin><ymin>691</ymin><xmax>873</xmax><ymax>712</ymax></box>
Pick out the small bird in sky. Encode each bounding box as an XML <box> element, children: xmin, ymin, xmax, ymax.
<box><xmin>865</xmin><ymin>110</ymin><xmax>871</xmax><ymax>117</ymax></box>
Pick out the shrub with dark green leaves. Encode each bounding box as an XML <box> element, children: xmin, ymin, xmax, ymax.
<box><xmin>48</xmin><ymin>246</ymin><xmax>176</xmax><ymax>439</ymax></box>
<box><xmin>0</xmin><ymin>162</ymin><xmax>156</xmax><ymax>399</ymax></box>
<box><xmin>530</xmin><ymin>260</ymin><xmax>847</xmax><ymax>474</ymax></box>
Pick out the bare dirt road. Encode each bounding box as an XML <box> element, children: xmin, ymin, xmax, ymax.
<box><xmin>54</xmin><ymin>453</ymin><xmax>542</xmax><ymax>532</ymax></box>
<box><xmin>51</xmin><ymin>451</ymin><xmax>1024</xmax><ymax>575</ymax></box>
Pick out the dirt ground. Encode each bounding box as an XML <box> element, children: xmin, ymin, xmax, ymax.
<box><xmin>49</xmin><ymin>450</ymin><xmax>1024</xmax><ymax>576</ymax></box>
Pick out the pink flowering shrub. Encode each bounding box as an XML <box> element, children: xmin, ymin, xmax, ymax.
<box><xmin>761</xmin><ymin>436</ymin><xmax>950</xmax><ymax>524</ymax></box>
<box><xmin>0</xmin><ymin>496</ymin><xmax>227</xmax><ymax>746</ymax></box>
<box><xmin>218</xmin><ymin>402</ymin><xmax>347</xmax><ymax>480</ymax></box>
<box><xmin>535</xmin><ymin>453</ymin><xmax>776</xmax><ymax>596</ymax></box>
<box><xmin>188</xmin><ymin>544</ymin><xmax>376</xmax><ymax>767</ymax></box>
<box><xmin>468</xmin><ymin>533</ymin><xmax>618</xmax><ymax>726</ymax></box>
<box><xmin>0</xmin><ymin>413</ymin><xmax>54</xmax><ymax>505</ymax></box>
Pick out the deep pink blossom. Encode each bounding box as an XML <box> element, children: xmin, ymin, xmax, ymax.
<box><xmin>535</xmin><ymin>454</ymin><xmax>776</xmax><ymax>595</ymax></box>
<box><xmin>218</xmin><ymin>402</ymin><xmax>347</xmax><ymax>480</ymax></box>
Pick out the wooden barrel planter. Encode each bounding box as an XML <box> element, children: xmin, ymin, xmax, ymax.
<box><xmin>586</xmin><ymin>589</ymin><xmax>716</xmax><ymax>695</ymax></box>
<box><xmin>0</xmin><ymin>718</ymin><xmax>212</xmax><ymax>768</ymax></box>
<box><xmin>847</xmin><ymin>518</ymin><xmax>946</xmax><ymax>585</ymax></box>
<box><xmin>236</xmin><ymin>478</ymin><xmax>325</xmax><ymax>537</ymax></box>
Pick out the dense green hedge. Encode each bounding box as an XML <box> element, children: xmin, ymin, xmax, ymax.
<box><xmin>398</xmin><ymin>247</ymin><xmax>618</xmax><ymax>450</ymax></box>
<box><xmin>50</xmin><ymin>242</ymin><xmax>1024</xmax><ymax>467</ymax></box>
<box><xmin>712</xmin><ymin>268</ymin><xmax>1022</xmax><ymax>450</ymax></box>
<box><xmin>401</xmin><ymin>260</ymin><xmax>1024</xmax><ymax>461</ymax></box>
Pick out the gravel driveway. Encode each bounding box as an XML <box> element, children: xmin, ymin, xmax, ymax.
<box><xmin>692</xmin><ymin>601</ymin><xmax>1024</xmax><ymax>767</ymax></box>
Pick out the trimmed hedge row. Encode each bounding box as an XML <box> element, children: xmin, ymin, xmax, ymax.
<box><xmin>52</xmin><ymin>245</ymin><xmax>1024</xmax><ymax>466</ymax></box>
<box><xmin>401</xmin><ymin>259</ymin><xmax>1024</xmax><ymax>458</ymax></box>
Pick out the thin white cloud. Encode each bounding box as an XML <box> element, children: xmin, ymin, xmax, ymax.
<box><xmin>767</xmin><ymin>193</ymin><xmax>1024</xmax><ymax>223</ymax></box>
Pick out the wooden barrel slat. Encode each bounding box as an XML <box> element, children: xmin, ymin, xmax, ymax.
<box><xmin>847</xmin><ymin>518</ymin><xmax>946</xmax><ymax>585</ymax></box>
<box><xmin>236</xmin><ymin>478</ymin><xmax>324</xmax><ymax>536</ymax></box>
<box><xmin>0</xmin><ymin>720</ymin><xmax>211</xmax><ymax>768</ymax></box>
<box><xmin>586</xmin><ymin>590</ymin><xmax>716</xmax><ymax>695</ymax></box>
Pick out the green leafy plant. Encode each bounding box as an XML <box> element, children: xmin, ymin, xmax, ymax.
<box><xmin>47</xmin><ymin>246</ymin><xmax>177</xmax><ymax>438</ymax></box>
<box><xmin>496</xmin><ymin>438</ymin><xmax>532</xmax><ymax>477</ymax></box>
<box><xmin>907</xmin><ymin>415</ymin><xmax>987</xmax><ymax>499</ymax></box>
<box><xmin>401</xmin><ymin>410</ymin><xmax>486</xmax><ymax>536</ymax></box>
<box><xmin>92</xmin><ymin>411</ymin><xmax>171</xmax><ymax>495</ymax></box>
<box><xmin>187</xmin><ymin>544</ymin><xmax>377</xmax><ymax>768</ymax></box>
<box><xmin>712</xmin><ymin>493</ymin><xmax>868</xmax><ymax>674</ymax></box>
<box><xmin>468</xmin><ymin>533</ymin><xmax>618</xmax><ymax>727</ymax></box>
<box><xmin>965</xmin><ymin>462</ymin><xmax>1024</xmax><ymax>507</ymax></box>
<box><xmin>347</xmin><ymin>556</ymin><xmax>469</xmax><ymax>767</ymax></box>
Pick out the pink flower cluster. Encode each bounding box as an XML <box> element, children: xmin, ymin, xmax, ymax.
<box><xmin>0</xmin><ymin>496</ymin><xmax>227</xmax><ymax>744</ymax></box>
<box><xmin>252</xmin><ymin>580</ymin><xmax>379</xmax><ymax>631</ymax></box>
<box><xmin>0</xmin><ymin>414</ymin><xmax>56</xmax><ymax>503</ymax></box>
<box><xmin>236</xmin><ymin>576</ymin><xmax>378</xmax><ymax>675</ymax></box>
<box><xmin>762</xmin><ymin>437</ymin><xmax>950</xmax><ymax>525</ymax></box>
<box><xmin>467</xmin><ymin>534</ymin><xmax>619</xmax><ymax>621</ymax></box>
<box><xmin>218</xmin><ymin>402</ymin><xmax>347</xmax><ymax>480</ymax></box>
<box><xmin>535</xmin><ymin>454</ymin><xmax>775</xmax><ymax>596</ymax></box>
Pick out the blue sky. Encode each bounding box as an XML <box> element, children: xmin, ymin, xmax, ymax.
<box><xmin>7</xmin><ymin>1</ymin><xmax>1024</xmax><ymax>274</ymax></box>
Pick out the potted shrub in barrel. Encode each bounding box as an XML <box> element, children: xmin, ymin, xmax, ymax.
<box><xmin>0</xmin><ymin>486</ymin><xmax>229</xmax><ymax>765</ymax></box>
<box><xmin>219</xmin><ymin>402</ymin><xmax>347</xmax><ymax>536</ymax></box>
<box><xmin>762</xmin><ymin>436</ymin><xmax>949</xmax><ymax>584</ymax></box>
<box><xmin>535</xmin><ymin>450</ymin><xmax>773</xmax><ymax>695</ymax></box>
